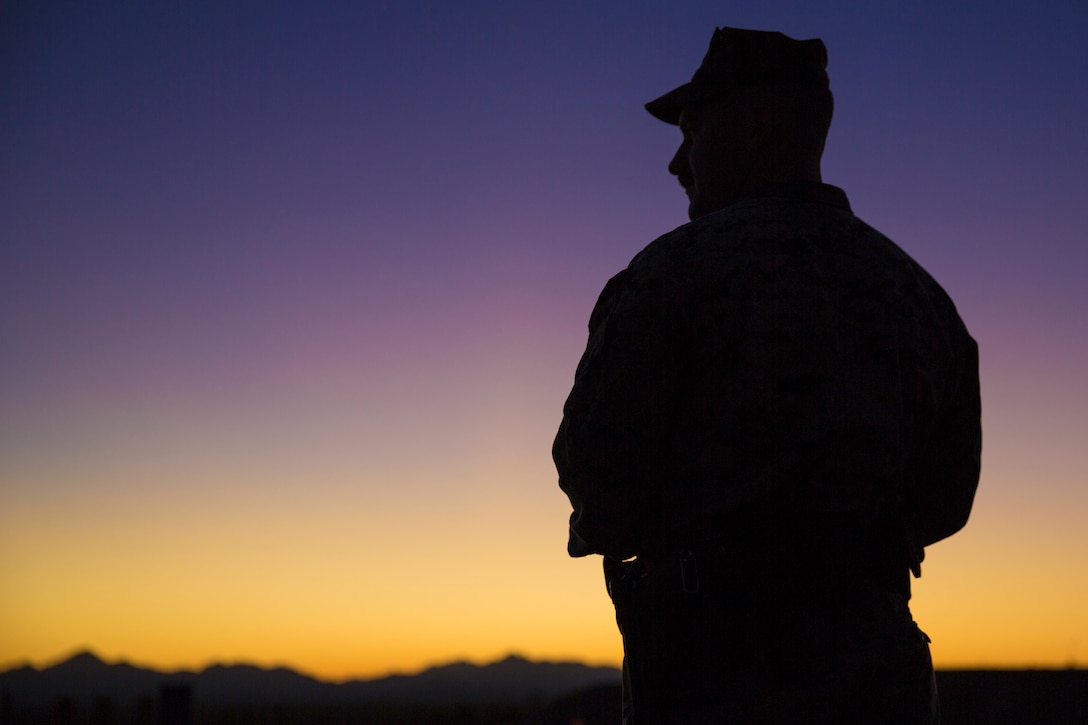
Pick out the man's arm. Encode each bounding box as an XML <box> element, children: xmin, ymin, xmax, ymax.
<box><xmin>553</xmin><ymin>267</ymin><xmax>685</xmax><ymax>559</ymax></box>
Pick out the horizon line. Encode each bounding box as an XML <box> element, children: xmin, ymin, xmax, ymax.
<box><xmin>0</xmin><ymin>647</ymin><xmax>625</xmax><ymax>684</ymax></box>
<box><xmin>3</xmin><ymin>647</ymin><xmax>1083</xmax><ymax>684</ymax></box>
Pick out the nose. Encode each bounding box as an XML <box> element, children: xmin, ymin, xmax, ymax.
<box><xmin>668</xmin><ymin>141</ymin><xmax>690</xmax><ymax>179</ymax></box>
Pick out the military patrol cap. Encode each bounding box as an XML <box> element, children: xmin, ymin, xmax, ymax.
<box><xmin>646</xmin><ymin>27</ymin><xmax>829</xmax><ymax>125</ymax></box>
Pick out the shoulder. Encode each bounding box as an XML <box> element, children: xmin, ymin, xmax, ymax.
<box><xmin>623</xmin><ymin>197</ymin><xmax>864</xmax><ymax>294</ymax></box>
<box><xmin>600</xmin><ymin>195</ymin><xmax>966</xmax><ymax>327</ymax></box>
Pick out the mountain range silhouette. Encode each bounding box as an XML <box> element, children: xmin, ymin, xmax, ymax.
<box><xmin>4</xmin><ymin>651</ymin><xmax>1088</xmax><ymax>723</ymax></box>
<box><xmin>0</xmin><ymin>649</ymin><xmax>621</xmax><ymax>709</ymax></box>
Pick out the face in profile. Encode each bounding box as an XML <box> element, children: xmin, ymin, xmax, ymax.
<box><xmin>668</xmin><ymin>99</ymin><xmax>759</xmax><ymax>220</ymax></box>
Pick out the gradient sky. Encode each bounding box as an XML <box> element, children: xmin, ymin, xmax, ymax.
<box><xmin>2</xmin><ymin>1</ymin><xmax>1087</xmax><ymax>680</ymax></box>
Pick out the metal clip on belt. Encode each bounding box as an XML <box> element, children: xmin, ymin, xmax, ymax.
<box><xmin>680</xmin><ymin>549</ymin><xmax>699</xmax><ymax>593</ymax></box>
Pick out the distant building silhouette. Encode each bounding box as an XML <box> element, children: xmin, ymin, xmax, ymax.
<box><xmin>91</xmin><ymin>695</ymin><xmax>117</xmax><ymax>725</ymax></box>
<box><xmin>158</xmin><ymin>683</ymin><xmax>193</xmax><ymax>725</ymax></box>
<box><xmin>53</xmin><ymin>695</ymin><xmax>77</xmax><ymax>724</ymax></box>
<box><xmin>136</xmin><ymin>694</ymin><xmax>155</xmax><ymax>725</ymax></box>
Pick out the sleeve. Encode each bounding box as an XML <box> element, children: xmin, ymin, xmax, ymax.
<box><xmin>552</xmin><ymin>267</ymin><xmax>686</xmax><ymax>559</ymax></box>
<box><xmin>903</xmin><ymin>313</ymin><xmax>982</xmax><ymax>548</ymax></box>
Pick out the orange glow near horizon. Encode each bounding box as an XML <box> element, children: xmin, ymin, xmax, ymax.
<box><xmin>3</xmin><ymin>431</ymin><xmax>1087</xmax><ymax>680</ymax></box>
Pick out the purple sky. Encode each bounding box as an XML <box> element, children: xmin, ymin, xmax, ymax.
<box><xmin>2</xmin><ymin>1</ymin><xmax>1087</xmax><ymax>674</ymax></box>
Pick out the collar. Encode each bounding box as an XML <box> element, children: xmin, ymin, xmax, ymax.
<box><xmin>740</xmin><ymin>181</ymin><xmax>852</xmax><ymax>212</ymax></box>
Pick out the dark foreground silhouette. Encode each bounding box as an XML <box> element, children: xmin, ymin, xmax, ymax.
<box><xmin>554</xmin><ymin>25</ymin><xmax>981</xmax><ymax>722</ymax></box>
<box><xmin>2</xmin><ymin>651</ymin><xmax>1086</xmax><ymax>724</ymax></box>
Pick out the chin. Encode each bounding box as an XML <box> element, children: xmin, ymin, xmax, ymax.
<box><xmin>685</xmin><ymin>194</ymin><xmax>701</xmax><ymax>220</ymax></box>
<box><xmin>686</xmin><ymin>191</ymin><xmax>721</xmax><ymax>220</ymax></box>
<box><xmin>689</xmin><ymin>191</ymin><xmax>739</xmax><ymax>220</ymax></box>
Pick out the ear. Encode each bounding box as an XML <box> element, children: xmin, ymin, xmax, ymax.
<box><xmin>747</xmin><ymin>102</ymin><xmax>775</xmax><ymax>148</ymax></box>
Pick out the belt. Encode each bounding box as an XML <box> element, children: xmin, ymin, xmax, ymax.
<box><xmin>622</xmin><ymin>544</ymin><xmax>910</xmax><ymax>600</ymax></box>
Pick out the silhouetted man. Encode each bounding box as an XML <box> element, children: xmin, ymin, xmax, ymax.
<box><xmin>553</xmin><ymin>28</ymin><xmax>981</xmax><ymax>723</ymax></box>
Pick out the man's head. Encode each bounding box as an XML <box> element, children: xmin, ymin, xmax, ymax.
<box><xmin>647</xmin><ymin>28</ymin><xmax>834</xmax><ymax>220</ymax></box>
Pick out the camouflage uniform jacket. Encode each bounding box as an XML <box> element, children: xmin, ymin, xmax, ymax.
<box><xmin>553</xmin><ymin>182</ymin><xmax>981</xmax><ymax>574</ymax></box>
